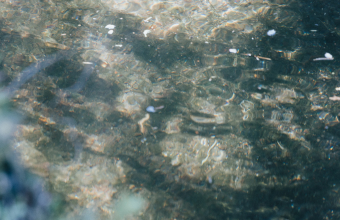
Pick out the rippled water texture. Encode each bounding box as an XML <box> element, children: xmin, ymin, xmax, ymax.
<box><xmin>0</xmin><ymin>0</ymin><xmax>340</xmax><ymax>219</ymax></box>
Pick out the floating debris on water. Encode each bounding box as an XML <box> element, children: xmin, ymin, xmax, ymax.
<box><xmin>267</xmin><ymin>29</ymin><xmax>276</xmax><ymax>36</ymax></box>
<box><xmin>143</xmin><ymin>30</ymin><xmax>151</xmax><ymax>37</ymax></box>
<box><xmin>146</xmin><ymin>105</ymin><xmax>164</xmax><ymax>113</ymax></box>
<box><xmin>229</xmin><ymin>49</ymin><xmax>238</xmax><ymax>53</ymax></box>
<box><xmin>146</xmin><ymin>106</ymin><xmax>156</xmax><ymax>113</ymax></box>
<box><xmin>105</xmin><ymin>24</ymin><xmax>116</xmax><ymax>29</ymax></box>
<box><xmin>313</xmin><ymin>52</ymin><xmax>334</xmax><ymax>61</ymax></box>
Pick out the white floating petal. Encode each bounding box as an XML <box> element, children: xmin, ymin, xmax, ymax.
<box><xmin>267</xmin><ymin>29</ymin><xmax>276</xmax><ymax>36</ymax></box>
<box><xmin>313</xmin><ymin>52</ymin><xmax>334</xmax><ymax>61</ymax></box>
<box><xmin>229</xmin><ymin>49</ymin><xmax>238</xmax><ymax>53</ymax></box>
<box><xmin>325</xmin><ymin>53</ymin><xmax>333</xmax><ymax>59</ymax></box>
<box><xmin>105</xmin><ymin>24</ymin><xmax>116</xmax><ymax>29</ymax></box>
<box><xmin>143</xmin><ymin>30</ymin><xmax>151</xmax><ymax>37</ymax></box>
<box><xmin>146</xmin><ymin>106</ymin><xmax>156</xmax><ymax>113</ymax></box>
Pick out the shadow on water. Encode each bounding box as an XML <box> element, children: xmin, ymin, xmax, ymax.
<box><xmin>132</xmin><ymin>37</ymin><xmax>202</xmax><ymax>69</ymax></box>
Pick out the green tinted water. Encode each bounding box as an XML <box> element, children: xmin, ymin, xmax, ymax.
<box><xmin>0</xmin><ymin>0</ymin><xmax>340</xmax><ymax>219</ymax></box>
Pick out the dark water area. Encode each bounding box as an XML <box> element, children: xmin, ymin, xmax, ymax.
<box><xmin>0</xmin><ymin>0</ymin><xmax>340</xmax><ymax>219</ymax></box>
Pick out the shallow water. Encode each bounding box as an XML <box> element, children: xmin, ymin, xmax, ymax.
<box><xmin>0</xmin><ymin>0</ymin><xmax>340</xmax><ymax>219</ymax></box>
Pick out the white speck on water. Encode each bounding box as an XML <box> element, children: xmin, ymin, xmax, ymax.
<box><xmin>105</xmin><ymin>24</ymin><xmax>115</xmax><ymax>29</ymax></box>
<box><xmin>313</xmin><ymin>52</ymin><xmax>334</xmax><ymax>61</ymax></box>
<box><xmin>143</xmin><ymin>17</ymin><xmax>152</xmax><ymax>22</ymax></box>
<box><xmin>229</xmin><ymin>49</ymin><xmax>238</xmax><ymax>53</ymax></box>
<box><xmin>108</xmin><ymin>30</ymin><xmax>114</xmax><ymax>34</ymax></box>
<box><xmin>143</xmin><ymin>30</ymin><xmax>151</xmax><ymax>37</ymax></box>
<box><xmin>325</xmin><ymin>53</ymin><xmax>333</xmax><ymax>59</ymax></box>
<box><xmin>267</xmin><ymin>29</ymin><xmax>276</xmax><ymax>36</ymax></box>
<box><xmin>146</xmin><ymin>106</ymin><xmax>156</xmax><ymax>113</ymax></box>
<box><xmin>146</xmin><ymin>105</ymin><xmax>164</xmax><ymax>113</ymax></box>
<box><xmin>208</xmin><ymin>176</ymin><xmax>213</xmax><ymax>184</ymax></box>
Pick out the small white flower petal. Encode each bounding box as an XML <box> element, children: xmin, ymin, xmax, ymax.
<box><xmin>267</xmin><ymin>29</ymin><xmax>276</xmax><ymax>36</ymax></box>
<box><xmin>325</xmin><ymin>53</ymin><xmax>333</xmax><ymax>59</ymax></box>
<box><xmin>229</xmin><ymin>49</ymin><xmax>238</xmax><ymax>53</ymax></box>
<box><xmin>143</xmin><ymin>30</ymin><xmax>151</xmax><ymax>37</ymax></box>
<box><xmin>105</xmin><ymin>24</ymin><xmax>116</xmax><ymax>29</ymax></box>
